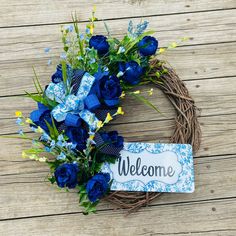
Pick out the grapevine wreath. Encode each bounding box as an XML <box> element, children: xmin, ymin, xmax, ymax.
<box><xmin>15</xmin><ymin>11</ymin><xmax>201</xmax><ymax>214</ymax></box>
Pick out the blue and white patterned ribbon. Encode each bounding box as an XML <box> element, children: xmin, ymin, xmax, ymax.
<box><xmin>45</xmin><ymin>72</ymin><xmax>100</xmax><ymax>130</ymax></box>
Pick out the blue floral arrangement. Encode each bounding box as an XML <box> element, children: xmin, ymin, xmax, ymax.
<box><xmin>14</xmin><ymin>10</ymin><xmax>186</xmax><ymax>214</ymax></box>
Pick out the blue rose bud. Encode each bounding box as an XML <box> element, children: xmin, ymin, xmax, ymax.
<box><xmin>89</xmin><ymin>35</ymin><xmax>109</xmax><ymax>55</ymax></box>
<box><xmin>65</xmin><ymin>127</ymin><xmax>88</xmax><ymax>151</ymax></box>
<box><xmin>138</xmin><ymin>36</ymin><xmax>158</xmax><ymax>56</ymax></box>
<box><xmin>51</xmin><ymin>65</ymin><xmax>63</xmax><ymax>84</ymax></box>
<box><xmin>100</xmin><ymin>131</ymin><xmax>124</xmax><ymax>148</ymax></box>
<box><xmin>86</xmin><ymin>173</ymin><xmax>110</xmax><ymax>202</ymax></box>
<box><xmin>99</xmin><ymin>75</ymin><xmax>122</xmax><ymax>107</ymax></box>
<box><xmin>30</xmin><ymin>109</ymin><xmax>52</xmax><ymax>134</ymax></box>
<box><xmin>118</xmin><ymin>61</ymin><xmax>144</xmax><ymax>85</ymax></box>
<box><xmin>54</xmin><ymin>163</ymin><xmax>79</xmax><ymax>189</ymax></box>
<box><xmin>51</xmin><ymin>64</ymin><xmax>72</xmax><ymax>84</ymax></box>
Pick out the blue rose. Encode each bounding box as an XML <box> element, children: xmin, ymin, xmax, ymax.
<box><xmin>138</xmin><ymin>36</ymin><xmax>158</xmax><ymax>56</ymax></box>
<box><xmin>51</xmin><ymin>64</ymin><xmax>72</xmax><ymax>84</ymax></box>
<box><xmin>86</xmin><ymin>173</ymin><xmax>110</xmax><ymax>202</ymax></box>
<box><xmin>99</xmin><ymin>75</ymin><xmax>122</xmax><ymax>107</ymax></box>
<box><xmin>30</xmin><ymin>109</ymin><xmax>52</xmax><ymax>134</ymax></box>
<box><xmin>118</xmin><ymin>61</ymin><xmax>144</xmax><ymax>85</ymax></box>
<box><xmin>54</xmin><ymin>163</ymin><xmax>79</xmax><ymax>188</ymax></box>
<box><xmin>89</xmin><ymin>35</ymin><xmax>109</xmax><ymax>55</ymax></box>
<box><xmin>100</xmin><ymin>131</ymin><xmax>124</xmax><ymax>148</ymax></box>
<box><xmin>66</xmin><ymin>126</ymin><xmax>88</xmax><ymax>151</ymax></box>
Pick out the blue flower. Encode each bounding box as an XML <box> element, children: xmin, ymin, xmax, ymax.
<box><xmin>79</xmin><ymin>34</ymin><xmax>84</xmax><ymax>40</ymax></box>
<box><xmin>30</xmin><ymin>110</ymin><xmax>52</xmax><ymax>134</ymax></box>
<box><xmin>44</xmin><ymin>47</ymin><xmax>51</xmax><ymax>53</ymax></box>
<box><xmin>86</xmin><ymin>173</ymin><xmax>110</xmax><ymax>202</ymax></box>
<box><xmin>89</xmin><ymin>35</ymin><xmax>109</xmax><ymax>55</ymax></box>
<box><xmin>118</xmin><ymin>61</ymin><xmax>144</xmax><ymax>85</ymax></box>
<box><xmin>54</xmin><ymin>163</ymin><xmax>79</xmax><ymax>188</ymax></box>
<box><xmin>64</xmin><ymin>25</ymin><xmax>73</xmax><ymax>32</ymax></box>
<box><xmin>57</xmin><ymin>152</ymin><xmax>66</xmax><ymax>161</ymax></box>
<box><xmin>47</xmin><ymin>59</ymin><xmax>52</xmax><ymax>66</ymax></box>
<box><xmin>100</xmin><ymin>131</ymin><xmax>124</xmax><ymax>148</ymax></box>
<box><xmin>18</xmin><ymin>129</ymin><xmax>24</xmax><ymax>136</ymax></box>
<box><xmin>40</xmin><ymin>132</ymin><xmax>51</xmax><ymax>142</ymax></box>
<box><xmin>16</xmin><ymin>117</ymin><xmax>23</xmax><ymax>125</ymax></box>
<box><xmin>138</xmin><ymin>36</ymin><xmax>158</xmax><ymax>56</ymax></box>
<box><xmin>66</xmin><ymin>127</ymin><xmax>88</xmax><ymax>151</ymax></box>
<box><xmin>99</xmin><ymin>75</ymin><xmax>122</xmax><ymax>107</ymax></box>
<box><xmin>51</xmin><ymin>65</ymin><xmax>63</xmax><ymax>84</ymax></box>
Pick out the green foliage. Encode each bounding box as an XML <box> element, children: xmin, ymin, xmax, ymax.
<box><xmin>130</xmin><ymin>92</ymin><xmax>161</xmax><ymax>114</ymax></box>
<box><xmin>77</xmin><ymin>185</ymin><xmax>98</xmax><ymax>214</ymax></box>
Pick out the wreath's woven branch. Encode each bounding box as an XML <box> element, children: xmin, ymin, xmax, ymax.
<box><xmin>105</xmin><ymin>59</ymin><xmax>202</xmax><ymax>213</ymax></box>
<box><xmin>149</xmin><ymin>59</ymin><xmax>201</xmax><ymax>153</ymax></box>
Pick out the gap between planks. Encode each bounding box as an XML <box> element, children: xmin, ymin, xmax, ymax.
<box><xmin>0</xmin><ymin>0</ymin><xmax>235</xmax><ymax>28</ymax></box>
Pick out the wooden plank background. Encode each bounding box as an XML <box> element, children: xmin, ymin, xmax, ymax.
<box><xmin>0</xmin><ymin>1</ymin><xmax>236</xmax><ymax>235</ymax></box>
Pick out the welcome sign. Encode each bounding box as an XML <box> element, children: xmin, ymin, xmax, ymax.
<box><xmin>102</xmin><ymin>143</ymin><xmax>194</xmax><ymax>193</ymax></box>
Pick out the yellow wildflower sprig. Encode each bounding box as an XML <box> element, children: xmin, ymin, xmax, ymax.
<box><xmin>95</xmin><ymin>106</ymin><xmax>125</xmax><ymax>133</ymax></box>
<box><xmin>158</xmin><ymin>37</ymin><xmax>190</xmax><ymax>55</ymax></box>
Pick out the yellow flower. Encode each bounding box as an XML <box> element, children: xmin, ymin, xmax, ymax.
<box><xmin>133</xmin><ymin>90</ymin><xmax>140</xmax><ymax>94</ymax></box>
<box><xmin>104</xmin><ymin>113</ymin><xmax>113</xmax><ymax>123</ymax></box>
<box><xmin>35</xmin><ymin>127</ymin><xmax>44</xmax><ymax>133</ymax></box>
<box><xmin>115</xmin><ymin>107</ymin><xmax>124</xmax><ymax>115</ymax></box>
<box><xmin>93</xmin><ymin>5</ymin><xmax>97</xmax><ymax>12</ymax></box>
<box><xmin>169</xmin><ymin>42</ymin><xmax>178</xmax><ymax>48</ymax></box>
<box><xmin>25</xmin><ymin>118</ymin><xmax>33</xmax><ymax>124</ymax></box>
<box><xmin>159</xmin><ymin>48</ymin><xmax>166</xmax><ymax>54</ymax></box>
<box><xmin>38</xmin><ymin>157</ymin><xmax>47</xmax><ymax>162</ymax></box>
<box><xmin>29</xmin><ymin>154</ymin><xmax>38</xmax><ymax>160</ymax></box>
<box><xmin>15</xmin><ymin>111</ymin><xmax>22</xmax><ymax>117</ymax></box>
<box><xmin>22</xmin><ymin>151</ymin><xmax>28</xmax><ymax>158</ymax></box>
<box><xmin>181</xmin><ymin>37</ymin><xmax>189</xmax><ymax>42</ymax></box>
<box><xmin>90</xmin><ymin>25</ymin><xmax>94</xmax><ymax>34</ymax></box>
<box><xmin>148</xmin><ymin>88</ymin><xmax>154</xmax><ymax>96</ymax></box>
<box><xmin>97</xmin><ymin>120</ymin><xmax>104</xmax><ymax>129</ymax></box>
<box><xmin>89</xmin><ymin>134</ymin><xmax>95</xmax><ymax>140</ymax></box>
<box><xmin>120</xmin><ymin>91</ymin><xmax>126</xmax><ymax>98</ymax></box>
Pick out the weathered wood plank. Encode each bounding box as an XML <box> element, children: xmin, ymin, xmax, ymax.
<box><xmin>1</xmin><ymin>114</ymin><xmax>236</xmax><ymax>158</ymax></box>
<box><xmin>0</xmin><ymin>76</ymin><xmax>235</xmax><ymax>123</ymax></box>
<box><xmin>0</xmin><ymin>198</ymin><xmax>235</xmax><ymax>236</ymax></box>
<box><xmin>0</xmin><ymin>156</ymin><xmax>236</xmax><ymax>219</ymax></box>
<box><xmin>0</xmin><ymin>0</ymin><xmax>235</xmax><ymax>27</ymax></box>
<box><xmin>1</xmin><ymin>42</ymin><xmax>236</xmax><ymax>97</ymax></box>
<box><xmin>0</xmin><ymin>10</ymin><xmax>236</xmax><ymax>96</ymax></box>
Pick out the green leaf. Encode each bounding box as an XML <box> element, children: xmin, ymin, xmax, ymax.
<box><xmin>45</xmin><ymin>120</ymin><xmax>57</xmax><ymax>139</ymax></box>
<box><xmin>130</xmin><ymin>92</ymin><xmax>162</xmax><ymax>114</ymax></box>
<box><xmin>103</xmin><ymin>21</ymin><xmax>111</xmax><ymax>37</ymax></box>
<box><xmin>61</xmin><ymin>60</ymin><xmax>67</xmax><ymax>86</ymax></box>
<box><xmin>51</xmin><ymin>116</ymin><xmax>59</xmax><ymax>137</ymax></box>
<box><xmin>32</xmin><ymin>67</ymin><xmax>43</xmax><ymax>94</ymax></box>
<box><xmin>79</xmin><ymin>193</ymin><xmax>87</xmax><ymax>203</ymax></box>
<box><xmin>81</xmin><ymin>201</ymin><xmax>90</xmax><ymax>208</ymax></box>
<box><xmin>48</xmin><ymin>176</ymin><xmax>56</xmax><ymax>184</ymax></box>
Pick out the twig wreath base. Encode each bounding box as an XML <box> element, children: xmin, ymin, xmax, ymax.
<box><xmin>105</xmin><ymin>59</ymin><xmax>202</xmax><ymax>213</ymax></box>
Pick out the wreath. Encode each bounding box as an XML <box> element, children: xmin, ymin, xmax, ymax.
<box><xmin>14</xmin><ymin>11</ymin><xmax>201</xmax><ymax>214</ymax></box>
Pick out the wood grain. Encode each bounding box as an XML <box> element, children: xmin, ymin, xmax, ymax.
<box><xmin>1</xmin><ymin>1</ymin><xmax>236</xmax><ymax>235</ymax></box>
<box><xmin>1</xmin><ymin>114</ymin><xmax>236</xmax><ymax>159</ymax></box>
<box><xmin>0</xmin><ymin>0</ymin><xmax>235</xmax><ymax>27</ymax></box>
<box><xmin>0</xmin><ymin>76</ymin><xmax>235</xmax><ymax>121</ymax></box>
<box><xmin>0</xmin><ymin>154</ymin><xmax>235</xmax><ymax>221</ymax></box>
<box><xmin>0</xmin><ymin>198</ymin><xmax>235</xmax><ymax>235</ymax></box>
<box><xmin>0</xmin><ymin>10</ymin><xmax>236</xmax><ymax>96</ymax></box>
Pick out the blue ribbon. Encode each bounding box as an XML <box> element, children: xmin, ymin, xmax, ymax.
<box><xmin>45</xmin><ymin>72</ymin><xmax>101</xmax><ymax>130</ymax></box>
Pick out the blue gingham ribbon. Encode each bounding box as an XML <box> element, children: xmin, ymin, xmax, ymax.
<box><xmin>45</xmin><ymin>72</ymin><xmax>100</xmax><ymax>130</ymax></box>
